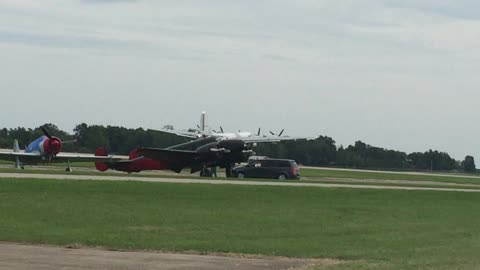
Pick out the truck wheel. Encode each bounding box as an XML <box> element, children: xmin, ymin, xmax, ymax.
<box><xmin>278</xmin><ymin>174</ymin><xmax>286</xmax><ymax>180</ymax></box>
<box><xmin>238</xmin><ymin>173</ymin><xmax>245</xmax><ymax>179</ymax></box>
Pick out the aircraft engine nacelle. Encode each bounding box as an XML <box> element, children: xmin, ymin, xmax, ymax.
<box><xmin>217</xmin><ymin>140</ymin><xmax>245</xmax><ymax>153</ymax></box>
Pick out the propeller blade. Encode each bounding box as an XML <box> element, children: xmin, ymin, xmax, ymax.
<box><xmin>40</xmin><ymin>127</ymin><xmax>53</xmax><ymax>139</ymax></box>
<box><xmin>269</xmin><ymin>131</ymin><xmax>275</xmax><ymax>136</ymax></box>
<box><xmin>278</xmin><ymin>129</ymin><xmax>285</xmax><ymax>136</ymax></box>
<box><xmin>220</xmin><ymin>126</ymin><xmax>224</xmax><ymax>133</ymax></box>
<box><xmin>257</xmin><ymin>128</ymin><xmax>261</xmax><ymax>136</ymax></box>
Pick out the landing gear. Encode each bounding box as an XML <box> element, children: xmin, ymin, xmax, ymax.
<box><xmin>225</xmin><ymin>164</ymin><xmax>234</xmax><ymax>178</ymax></box>
<box><xmin>15</xmin><ymin>158</ymin><xmax>23</xmax><ymax>170</ymax></box>
<box><xmin>200</xmin><ymin>167</ymin><xmax>213</xmax><ymax>177</ymax></box>
<box><xmin>65</xmin><ymin>160</ymin><xmax>72</xmax><ymax>172</ymax></box>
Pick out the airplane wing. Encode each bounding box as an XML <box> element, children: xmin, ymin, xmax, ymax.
<box><xmin>238</xmin><ymin>136</ymin><xmax>311</xmax><ymax>144</ymax></box>
<box><xmin>137</xmin><ymin>147</ymin><xmax>199</xmax><ymax>162</ymax></box>
<box><xmin>0</xmin><ymin>151</ymin><xmax>42</xmax><ymax>162</ymax></box>
<box><xmin>54</xmin><ymin>152</ymin><xmax>128</xmax><ymax>162</ymax></box>
<box><xmin>0</xmin><ymin>150</ymin><xmax>126</xmax><ymax>163</ymax></box>
<box><xmin>155</xmin><ymin>128</ymin><xmax>201</xmax><ymax>139</ymax></box>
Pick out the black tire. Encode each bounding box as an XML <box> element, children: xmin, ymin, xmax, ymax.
<box><xmin>278</xmin><ymin>174</ymin><xmax>287</xmax><ymax>180</ymax></box>
<box><xmin>225</xmin><ymin>165</ymin><xmax>234</xmax><ymax>178</ymax></box>
<box><xmin>237</xmin><ymin>173</ymin><xmax>245</xmax><ymax>179</ymax></box>
<box><xmin>200</xmin><ymin>168</ymin><xmax>212</xmax><ymax>177</ymax></box>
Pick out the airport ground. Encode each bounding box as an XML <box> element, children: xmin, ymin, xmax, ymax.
<box><xmin>1</xmin><ymin>164</ymin><xmax>480</xmax><ymax>269</ymax></box>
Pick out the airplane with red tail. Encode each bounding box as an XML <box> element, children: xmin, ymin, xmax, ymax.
<box><xmin>95</xmin><ymin>136</ymin><xmax>253</xmax><ymax>177</ymax></box>
<box><xmin>0</xmin><ymin>126</ymin><xmax>124</xmax><ymax>171</ymax></box>
<box><xmin>94</xmin><ymin>112</ymin><xmax>310</xmax><ymax>177</ymax></box>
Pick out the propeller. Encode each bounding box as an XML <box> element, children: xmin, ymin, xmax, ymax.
<box><xmin>257</xmin><ymin>128</ymin><xmax>261</xmax><ymax>136</ymax></box>
<box><xmin>212</xmin><ymin>126</ymin><xmax>224</xmax><ymax>134</ymax></box>
<box><xmin>40</xmin><ymin>126</ymin><xmax>68</xmax><ymax>163</ymax></box>
<box><xmin>269</xmin><ymin>129</ymin><xmax>285</xmax><ymax>137</ymax></box>
<box><xmin>40</xmin><ymin>126</ymin><xmax>52</xmax><ymax>139</ymax></box>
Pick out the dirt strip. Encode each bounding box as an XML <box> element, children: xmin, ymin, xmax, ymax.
<box><xmin>0</xmin><ymin>243</ymin><xmax>339</xmax><ymax>270</ymax></box>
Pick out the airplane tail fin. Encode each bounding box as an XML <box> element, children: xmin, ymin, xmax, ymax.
<box><xmin>200</xmin><ymin>111</ymin><xmax>206</xmax><ymax>132</ymax></box>
<box><xmin>95</xmin><ymin>147</ymin><xmax>109</xmax><ymax>172</ymax></box>
<box><xmin>13</xmin><ymin>139</ymin><xmax>20</xmax><ymax>152</ymax></box>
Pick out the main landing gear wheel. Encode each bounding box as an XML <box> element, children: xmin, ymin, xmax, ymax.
<box><xmin>200</xmin><ymin>168</ymin><xmax>213</xmax><ymax>177</ymax></box>
<box><xmin>225</xmin><ymin>164</ymin><xmax>234</xmax><ymax>178</ymax></box>
<box><xmin>65</xmin><ymin>160</ymin><xmax>72</xmax><ymax>172</ymax></box>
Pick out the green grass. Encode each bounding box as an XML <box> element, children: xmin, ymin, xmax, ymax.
<box><xmin>1</xmin><ymin>178</ymin><xmax>480</xmax><ymax>269</ymax></box>
<box><xmin>301</xmin><ymin>168</ymin><xmax>480</xmax><ymax>185</ymax></box>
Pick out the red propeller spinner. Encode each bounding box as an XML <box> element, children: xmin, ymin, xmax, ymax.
<box><xmin>43</xmin><ymin>137</ymin><xmax>63</xmax><ymax>155</ymax></box>
<box><xmin>41</xmin><ymin>127</ymin><xmax>63</xmax><ymax>157</ymax></box>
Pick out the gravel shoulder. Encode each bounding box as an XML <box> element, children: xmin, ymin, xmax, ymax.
<box><xmin>0</xmin><ymin>243</ymin><xmax>339</xmax><ymax>270</ymax></box>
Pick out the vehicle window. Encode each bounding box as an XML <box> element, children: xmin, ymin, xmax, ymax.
<box><xmin>261</xmin><ymin>160</ymin><xmax>273</xmax><ymax>167</ymax></box>
<box><xmin>279</xmin><ymin>161</ymin><xmax>290</xmax><ymax>167</ymax></box>
<box><xmin>271</xmin><ymin>161</ymin><xmax>282</xmax><ymax>167</ymax></box>
<box><xmin>261</xmin><ymin>160</ymin><xmax>290</xmax><ymax>167</ymax></box>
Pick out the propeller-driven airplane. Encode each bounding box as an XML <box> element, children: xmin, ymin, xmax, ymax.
<box><xmin>95</xmin><ymin>136</ymin><xmax>252</xmax><ymax>177</ymax></box>
<box><xmin>158</xmin><ymin>111</ymin><xmax>302</xmax><ymax>143</ymax></box>
<box><xmin>95</xmin><ymin>111</ymin><xmax>309</xmax><ymax>177</ymax></box>
<box><xmin>0</xmin><ymin>127</ymin><xmax>124</xmax><ymax>171</ymax></box>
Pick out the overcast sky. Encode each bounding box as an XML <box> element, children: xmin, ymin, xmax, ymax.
<box><xmin>1</xmin><ymin>0</ymin><xmax>479</xmax><ymax>160</ymax></box>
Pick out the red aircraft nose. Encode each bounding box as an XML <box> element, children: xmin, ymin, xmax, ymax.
<box><xmin>44</xmin><ymin>137</ymin><xmax>63</xmax><ymax>155</ymax></box>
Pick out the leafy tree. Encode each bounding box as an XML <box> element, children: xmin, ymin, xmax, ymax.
<box><xmin>462</xmin><ymin>156</ymin><xmax>476</xmax><ymax>173</ymax></box>
<box><xmin>0</xmin><ymin>123</ymin><xmax>473</xmax><ymax>174</ymax></box>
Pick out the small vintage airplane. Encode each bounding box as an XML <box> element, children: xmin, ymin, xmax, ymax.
<box><xmin>95</xmin><ymin>136</ymin><xmax>253</xmax><ymax>177</ymax></box>
<box><xmin>0</xmin><ymin>127</ymin><xmax>124</xmax><ymax>171</ymax></box>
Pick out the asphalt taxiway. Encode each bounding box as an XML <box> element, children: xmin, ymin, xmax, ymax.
<box><xmin>1</xmin><ymin>172</ymin><xmax>480</xmax><ymax>192</ymax></box>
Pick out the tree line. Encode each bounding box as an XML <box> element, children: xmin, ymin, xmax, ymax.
<box><xmin>0</xmin><ymin>123</ymin><xmax>476</xmax><ymax>173</ymax></box>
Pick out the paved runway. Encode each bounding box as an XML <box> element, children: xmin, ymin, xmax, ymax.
<box><xmin>1</xmin><ymin>172</ymin><xmax>480</xmax><ymax>193</ymax></box>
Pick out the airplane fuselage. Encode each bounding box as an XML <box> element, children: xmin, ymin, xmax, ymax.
<box><xmin>25</xmin><ymin>135</ymin><xmax>62</xmax><ymax>158</ymax></box>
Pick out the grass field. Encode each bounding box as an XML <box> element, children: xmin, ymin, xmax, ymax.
<box><xmin>1</xmin><ymin>178</ymin><xmax>480</xmax><ymax>269</ymax></box>
<box><xmin>301</xmin><ymin>168</ymin><xmax>480</xmax><ymax>185</ymax></box>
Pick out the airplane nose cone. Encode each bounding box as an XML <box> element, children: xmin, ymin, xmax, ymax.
<box><xmin>50</xmin><ymin>138</ymin><xmax>62</xmax><ymax>154</ymax></box>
